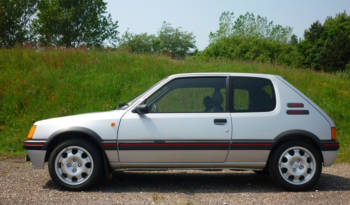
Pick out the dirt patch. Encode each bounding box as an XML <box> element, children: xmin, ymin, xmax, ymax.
<box><xmin>0</xmin><ymin>158</ymin><xmax>349</xmax><ymax>204</ymax></box>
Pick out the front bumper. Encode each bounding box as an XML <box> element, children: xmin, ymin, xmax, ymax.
<box><xmin>26</xmin><ymin>150</ymin><xmax>47</xmax><ymax>169</ymax></box>
<box><xmin>24</xmin><ymin>140</ymin><xmax>47</xmax><ymax>169</ymax></box>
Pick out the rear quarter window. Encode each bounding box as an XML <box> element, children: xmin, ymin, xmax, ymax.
<box><xmin>231</xmin><ymin>77</ymin><xmax>276</xmax><ymax>112</ymax></box>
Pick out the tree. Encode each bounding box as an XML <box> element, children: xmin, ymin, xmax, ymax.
<box><xmin>209</xmin><ymin>12</ymin><xmax>293</xmax><ymax>43</ymax></box>
<box><xmin>33</xmin><ymin>0</ymin><xmax>118</xmax><ymax>47</ymax></box>
<box><xmin>290</xmin><ymin>34</ymin><xmax>298</xmax><ymax>45</ymax></box>
<box><xmin>158</xmin><ymin>22</ymin><xmax>196</xmax><ymax>58</ymax></box>
<box><xmin>304</xmin><ymin>21</ymin><xmax>323</xmax><ymax>43</ymax></box>
<box><xmin>298</xmin><ymin>12</ymin><xmax>350</xmax><ymax>71</ymax></box>
<box><xmin>203</xmin><ymin>11</ymin><xmax>299</xmax><ymax>67</ymax></box>
<box><xmin>320</xmin><ymin>12</ymin><xmax>350</xmax><ymax>71</ymax></box>
<box><xmin>119</xmin><ymin>22</ymin><xmax>196</xmax><ymax>58</ymax></box>
<box><xmin>0</xmin><ymin>0</ymin><xmax>38</xmax><ymax>47</ymax></box>
<box><xmin>119</xmin><ymin>31</ymin><xmax>157</xmax><ymax>53</ymax></box>
<box><xmin>209</xmin><ymin>11</ymin><xmax>235</xmax><ymax>43</ymax></box>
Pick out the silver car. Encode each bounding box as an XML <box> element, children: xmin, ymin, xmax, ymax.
<box><xmin>24</xmin><ymin>73</ymin><xmax>339</xmax><ymax>191</ymax></box>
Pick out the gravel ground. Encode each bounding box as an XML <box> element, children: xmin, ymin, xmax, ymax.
<box><xmin>0</xmin><ymin>156</ymin><xmax>350</xmax><ymax>205</ymax></box>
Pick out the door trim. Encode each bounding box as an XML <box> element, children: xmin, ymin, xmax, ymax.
<box><xmin>118</xmin><ymin>140</ymin><xmax>230</xmax><ymax>150</ymax></box>
<box><xmin>117</xmin><ymin>139</ymin><xmax>274</xmax><ymax>150</ymax></box>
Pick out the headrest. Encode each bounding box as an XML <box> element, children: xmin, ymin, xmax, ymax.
<box><xmin>212</xmin><ymin>89</ymin><xmax>223</xmax><ymax>105</ymax></box>
<box><xmin>203</xmin><ymin>96</ymin><xmax>213</xmax><ymax>107</ymax></box>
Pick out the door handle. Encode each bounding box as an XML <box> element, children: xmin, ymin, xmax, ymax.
<box><xmin>153</xmin><ymin>140</ymin><xmax>165</xmax><ymax>144</ymax></box>
<box><xmin>214</xmin><ymin>119</ymin><xmax>227</xmax><ymax>125</ymax></box>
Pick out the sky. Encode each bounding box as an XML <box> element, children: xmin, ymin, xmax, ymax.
<box><xmin>106</xmin><ymin>0</ymin><xmax>350</xmax><ymax>50</ymax></box>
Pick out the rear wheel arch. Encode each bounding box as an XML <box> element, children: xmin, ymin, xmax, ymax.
<box><xmin>268</xmin><ymin>130</ymin><xmax>324</xmax><ymax>165</ymax></box>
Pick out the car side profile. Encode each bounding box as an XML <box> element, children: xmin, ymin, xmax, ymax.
<box><xmin>23</xmin><ymin>73</ymin><xmax>339</xmax><ymax>191</ymax></box>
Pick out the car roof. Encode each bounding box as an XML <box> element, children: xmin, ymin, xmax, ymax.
<box><xmin>168</xmin><ymin>72</ymin><xmax>280</xmax><ymax>79</ymax></box>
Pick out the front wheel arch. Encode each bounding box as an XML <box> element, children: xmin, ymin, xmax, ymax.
<box><xmin>48</xmin><ymin>138</ymin><xmax>104</xmax><ymax>190</ymax></box>
<box><xmin>44</xmin><ymin>131</ymin><xmax>111</xmax><ymax>177</ymax></box>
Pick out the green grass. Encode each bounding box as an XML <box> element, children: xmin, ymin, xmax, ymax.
<box><xmin>0</xmin><ymin>48</ymin><xmax>349</xmax><ymax>162</ymax></box>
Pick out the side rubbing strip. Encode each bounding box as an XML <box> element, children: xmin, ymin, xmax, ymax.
<box><xmin>23</xmin><ymin>142</ymin><xmax>46</xmax><ymax>150</ymax></box>
<box><xmin>231</xmin><ymin>142</ymin><xmax>273</xmax><ymax>150</ymax></box>
<box><xmin>101</xmin><ymin>141</ymin><xmax>117</xmax><ymax>150</ymax></box>
<box><xmin>320</xmin><ymin>141</ymin><xmax>339</xmax><ymax>151</ymax></box>
<box><xmin>104</xmin><ymin>139</ymin><xmax>337</xmax><ymax>151</ymax></box>
<box><xmin>286</xmin><ymin>110</ymin><xmax>309</xmax><ymax>115</ymax></box>
<box><xmin>117</xmin><ymin>140</ymin><xmax>274</xmax><ymax>150</ymax></box>
<box><xmin>287</xmin><ymin>103</ymin><xmax>304</xmax><ymax>108</ymax></box>
<box><xmin>119</xmin><ymin>142</ymin><xmax>229</xmax><ymax>150</ymax></box>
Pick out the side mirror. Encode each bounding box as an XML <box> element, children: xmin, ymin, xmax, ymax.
<box><xmin>132</xmin><ymin>104</ymin><xmax>149</xmax><ymax>114</ymax></box>
<box><xmin>118</xmin><ymin>102</ymin><xmax>127</xmax><ymax>108</ymax></box>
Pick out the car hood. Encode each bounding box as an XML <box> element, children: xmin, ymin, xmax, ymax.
<box><xmin>34</xmin><ymin>110</ymin><xmax>126</xmax><ymax>126</ymax></box>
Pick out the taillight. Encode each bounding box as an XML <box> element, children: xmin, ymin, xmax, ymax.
<box><xmin>287</xmin><ymin>103</ymin><xmax>304</xmax><ymax>108</ymax></box>
<box><xmin>331</xmin><ymin>127</ymin><xmax>336</xmax><ymax>141</ymax></box>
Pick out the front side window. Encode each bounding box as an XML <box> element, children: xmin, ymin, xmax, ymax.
<box><xmin>231</xmin><ymin>77</ymin><xmax>276</xmax><ymax>112</ymax></box>
<box><xmin>145</xmin><ymin>77</ymin><xmax>227</xmax><ymax>113</ymax></box>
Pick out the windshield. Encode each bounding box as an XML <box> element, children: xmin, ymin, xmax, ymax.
<box><xmin>119</xmin><ymin>77</ymin><xmax>168</xmax><ymax>109</ymax></box>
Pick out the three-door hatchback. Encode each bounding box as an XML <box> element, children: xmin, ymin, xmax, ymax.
<box><xmin>24</xmin><ymin>73</ymin><xmax>339</xmax><ymax>191</ymax></box>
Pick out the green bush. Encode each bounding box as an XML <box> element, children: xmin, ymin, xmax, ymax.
<box><xmin>119</xmin><ymin>22</ymin><xmax>196</xmax><ymax>59</ymax></box>
<box><xmin>200</xmin><ymin>36</ymin><xmax>303</xmax><ymax>67</ymax></box>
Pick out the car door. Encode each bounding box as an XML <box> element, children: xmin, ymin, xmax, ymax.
<box><xmin>117</xmin><ymin>77</ymin><xmax>232</xmax><ymax>163</ymax></box>
<box><xmin>227</xmin><ymin>76</ymin><xmax>278</xmax><ymax>164</ymax></box>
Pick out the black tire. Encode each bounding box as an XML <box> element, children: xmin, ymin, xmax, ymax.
<box><xmin>48</xmin><ymin>139</ymin><xmax>103</xmax><ymax>191</ymax></box>
<box><xmin>253</xmin><ymin>169</ymin><xmax>268</xmax><ymax>175</ymax></box>
<box><xmin>268</xmin><ymin>141</ymin><xmax>322</xmax><ymax>191</ymax></box>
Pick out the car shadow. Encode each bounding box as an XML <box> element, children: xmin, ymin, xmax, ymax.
<box><xmin>43</xmin><ymin>170</ymin><xmax>350</xmax><ymax>193</ymax></box>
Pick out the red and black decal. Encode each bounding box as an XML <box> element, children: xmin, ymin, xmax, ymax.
<box><xmin>23</xmin><ymin>141</ymin><xmax>45</xmax><ymax>150</ymax></box>
<box><xmin>116</xmin><ymin>140</ymin><xmax>338</xmax><ymax>151</ymax></box>
<box><xmin>320</xmin><ymin>141</ymin><xmax>339</xmax><ymax>151</ymax></box>
<box><xmin>117</xmin><ymin>140</ymin><xmax>274</xmax><ymax>150</ymax></box>
<box><xmin>231</xmin><ymin>142</ymin><xmax>273</xmax><ymax>150</ymax></box>
<box><xmin>287</xmin><ymin>103</ymin><xmax>304</xmax><ymax>108</ymax></box>
<box><xmin>286</xmin><ymin>110</ymin><xmax>309</xmax><ymax>115</ymax></box>
<box><xmin>118</xmin><ymin>142</ymin><xmax>229</xmax><ymax>150</ymax></box>
<box><xmin>101</xmin><ymin>141</ymin><xmax>118</xmax><ymax>150</ymax></box>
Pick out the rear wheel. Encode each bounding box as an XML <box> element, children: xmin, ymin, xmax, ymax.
<box><xmin>48</xmin><ymin>139</ymin><xmax>103</xmax><ymax>190</ymax></box>
<box><xmin>253</xmin><ymin>169</ymin><xmax>268</xmax><ymax>175</ymax></box>
<box><xmin>268</xmin><ymin>141</ymin><xmax>322</xmax><ymax>191</ymax></box>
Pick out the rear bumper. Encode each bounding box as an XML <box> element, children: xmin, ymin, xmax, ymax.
<box><xmin>320</xmin><ymin>140</ymin><xmax>339</xmax><ymax>166</ymax></box>
<box><xmin>24</xmin><ymin>140</ymin><xmax>47</xmax><ymax>169</ymax></box>
<box><xmin>322</xmin><ymin>151</ymin><xmax>338</xmax><ymax>166</ymax></box>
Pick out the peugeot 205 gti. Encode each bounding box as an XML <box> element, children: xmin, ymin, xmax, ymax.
<box><xmin>24</xmin><ymin>73</ymin><xmax>339</xmax><ymax>191</ymax></box>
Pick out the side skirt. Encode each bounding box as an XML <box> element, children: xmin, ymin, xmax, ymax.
<box><xmin>110</xmin><ymin>162</ymin><xmax>266</xmax><ymax>170</ymax></box>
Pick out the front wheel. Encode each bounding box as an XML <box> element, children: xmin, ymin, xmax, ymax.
<box><xmin>268</xmin><ymin>141</ymin><xmax>322</xmax><ymax>191</ymax></box>
<box><xmin>48</xmin><ymin>139</ymin><xmax>103</xmax><ymax>190</ymax></box>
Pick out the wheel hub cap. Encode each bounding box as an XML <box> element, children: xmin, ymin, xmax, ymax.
<box><xmin>278</xmin><ymin>146</ymin><xmax>316</xmax><ymax>185</ymax></box>
<box><xmin>54</xmin><ymin>146</ymin><xmax>94</xmax><ymax>186</ymax></box>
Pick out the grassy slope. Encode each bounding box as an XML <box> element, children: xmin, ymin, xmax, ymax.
<box><xmin>0</xmin><ymin>48</ymin><xmax>349</xmax><ymax>162</ymax></box>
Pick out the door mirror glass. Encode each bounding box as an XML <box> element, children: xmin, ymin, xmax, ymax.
<box><xmin>119</xmin><ymin>102</ymin><xmax>127</xmax><ymax>108</ymax></box>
